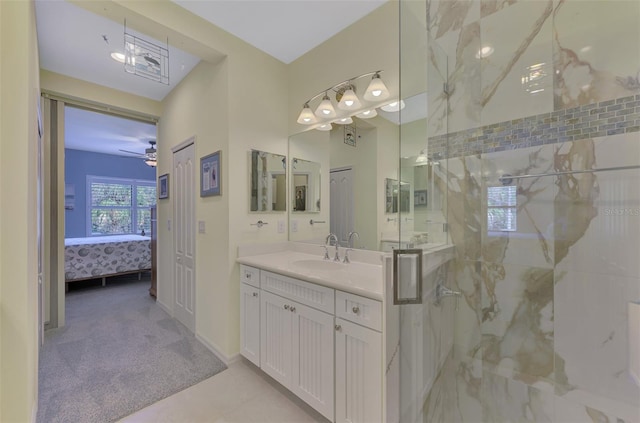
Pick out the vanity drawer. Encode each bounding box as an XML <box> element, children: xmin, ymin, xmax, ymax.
<box><xmin>261</xmin><ymin>270</ymin><xmax>334</xmax><ymax>314</ymax></box>
<box><xmin>240</xmin><ymin>265</ymin><xmax>260</xmax><ymax>288</ymax></box>
<box><xmin>335</xmin><ymin>291</ymin><xmax>382</xmax><ymax>332</ymax></box>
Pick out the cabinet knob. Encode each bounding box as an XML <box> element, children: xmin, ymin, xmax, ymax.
<box><xmin>246</xmin><ymin>273</ymin><xmax>252</xmax><ymax>279</ymax></box>
<box><xmin>352</xmin><ymin>306</ymin><xmax>360</xmax><ymax>314</ymax></box>
<box><xmin>335</xmin><ymin>324</ymin><xmax>342</xmax><ymax>331</ymax></box>
<box><xmin>284</xmin><ymin>304</ymin><xmax>290</xmax><ymax>310</ymax></box>
<box><xmin>290</xmin><ymin>306</ymin><xmax>296</xmax><ymax>313</ymax></box>
<box><xmin>252</xmin><ymin>292</ymin><xmax>258</xmax><ymax>297</ymax></box>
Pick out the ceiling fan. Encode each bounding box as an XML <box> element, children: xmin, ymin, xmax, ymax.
<box><xmin>119</xmin><ymin>140</ymin><xmax>157</xmax><ymax>167</ymax></box>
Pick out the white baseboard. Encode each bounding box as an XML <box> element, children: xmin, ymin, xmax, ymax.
<box><xmin>156</xmin><ymin>299</ymin><xmax>172</xmax><ymax>316</ymax></box>
<box><xmin>195</xmin><ymin>333</ymin><xmax>239</xmax><ymax>366</ymax></box>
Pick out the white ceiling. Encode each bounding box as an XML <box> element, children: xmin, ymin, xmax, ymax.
<box><xmin>64</xmin><ymin>107</ymin><xmax>157</xmax><ymax>158</ymax></box>
<box><xmin>172</xmin><ymin>0</ymin><xmax>387</xmax><ymax>64</ymax></box>
<box><xmin>35</xmin><ymin>0</ymin><xmax>389</xmax><ymax>156</ymax></box>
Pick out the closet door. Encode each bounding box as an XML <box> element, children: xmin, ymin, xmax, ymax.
<box><xmin>173</xmin><ymin>143</ymin><xmax>196</xmax><ymax>332</ymax></box>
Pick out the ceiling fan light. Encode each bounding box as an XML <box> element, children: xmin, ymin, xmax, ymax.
<box><xmin>314</xmin><ymin>93</ymin><xmax>337</xmax><ymax>118</ymax></box>
<box><xmin>145</xmin><ymin>159</ymin><xmax>157</xmax><ymax>167</ymax></box>
<box><xmin>364</xmin><ymin>73</ymin><xmax>390</xmax><ymax>101</ymax></box>
<box><xmin>337</xmin><ymin>88</ymin><xmax>362</xmax><ymax>111</ymax></box>
<box><xmin>355</xmin><ymin>109</ymin><xmax>377</xmax><ymax>119</ymax></box>
<box><xmin>316</xmin><ymin>123</ymin><xmax>332</xmax><ymax>131</ymax></box>
<box><xmin>297</xmin><ymin>103</ymin><xmax>318</xmax><ymax>125</ymax></box>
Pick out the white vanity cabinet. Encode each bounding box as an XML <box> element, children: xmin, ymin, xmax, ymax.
<box><xmin>240</xmin><ymin>265</ymin><xmax>261</xmax><ymax>366</ymax></box>
<box><xmin>239</xmin><ymin>264</ymin><xmax>382</xmax><ymax>423</ymax></box>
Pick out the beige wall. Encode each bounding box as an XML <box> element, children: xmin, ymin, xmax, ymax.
<box><xmin>288</xmin><ymin>1</ymin><xmax>400</xmax><ymax>136</ymax></box>
<box><xmin>40</xmin><ymin>70</ymin><xmax>162</xmax><ymax>119</ymax></box>
<box><xmin>0</xmin><ymin>0</ymin><xmax>40</xmax><ymax>421</ymax></box>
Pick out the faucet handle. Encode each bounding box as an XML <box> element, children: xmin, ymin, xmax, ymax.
<box><xmin>343</xmin><ymin>248</ymin><xmax>353</xmax><ymax>263</ymax></box>
<box><xmin>320</xmin><ymin>245</ymin><xmax>330</xmax><ymax>260</ymax></box>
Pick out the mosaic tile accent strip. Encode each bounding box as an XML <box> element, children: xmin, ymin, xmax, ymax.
<box><xmin>428</xmin><ymin>94</ymin><xmax>640</xmax><ymax>158</ymax></box>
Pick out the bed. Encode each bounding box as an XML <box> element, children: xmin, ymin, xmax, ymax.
<box><xmin>64</xmin><ymin>235</ymin><xmax>152</xmax><ymax>286</ymax></box>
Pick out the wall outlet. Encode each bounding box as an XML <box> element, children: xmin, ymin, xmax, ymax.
<box><xmin>291</xmin><ymin>219</ymin><xmax>298</xmax><ymax>232</ymax></box>
<box><xmin>277</xmin><ymin>220</ymin><xmax>285</xmax><ymax>234</ymax></box>
<box><xmin>198</xmin><ymin>221</ymin><xmax>206</xmax><ymax>234</ymax></box>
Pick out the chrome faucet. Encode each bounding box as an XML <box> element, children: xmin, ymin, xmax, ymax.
<box><xmin>325</xmin><ymin>233</ymin><xmax>340</xmax><ymax>262</ymax></box>
<box><xmin>343</xmin><ymin>231</ymin><xmax>360</xmax><ymax>263</ymax></box>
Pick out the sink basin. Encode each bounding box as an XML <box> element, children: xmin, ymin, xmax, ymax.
<box><xmin>291</xmin><ymin>259</ymin><xmax>346</xmax><ymax>272</ymax></box>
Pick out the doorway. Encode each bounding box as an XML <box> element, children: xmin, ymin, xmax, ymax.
<box><xmin>329</xmin><ymin>167</ymin><xmax>354</xmax><ymax>246</ymax></box>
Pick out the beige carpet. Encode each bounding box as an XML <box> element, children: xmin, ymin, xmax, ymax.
<box><xmin>37</xmin><ymin>274</ymin><xmax>227</xmax><ymax>423</ymax></box>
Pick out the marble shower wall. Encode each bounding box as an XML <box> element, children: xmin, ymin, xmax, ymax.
<box><xmin>420</xmin><ymin>0</ymin><xmax>640</xmax><ymax>422</ymax></box>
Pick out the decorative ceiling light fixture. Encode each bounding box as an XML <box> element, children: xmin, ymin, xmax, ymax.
<box><xmin>123</xmin><ymin>20</ymin><xmax>169</xmax><ymax>85</ymax></box>
<box><xmin>296</xmin><ymin>70</ymin><xmax>391</xmax><ymax>131</ymax></box>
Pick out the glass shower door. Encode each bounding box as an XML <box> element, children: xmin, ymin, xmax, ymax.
<box><xmin>394</xmin><ymin>0</ymin><xmax>452</xmax><ymax>420</ymax></box>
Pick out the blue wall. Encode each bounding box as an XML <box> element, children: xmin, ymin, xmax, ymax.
<box><xmin>64</xmin><ymin>149</ymin><xmax>156</xmax><ymax>238</ymax></box>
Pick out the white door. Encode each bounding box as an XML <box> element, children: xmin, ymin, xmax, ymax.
<box><xmin>260</xmin><ymin>290</ymin><xmax>293</xmax><ymax>388</ymax></box>
<box><xmin>335</xmin><ymin>317</ymin><xmax>382</xmax><ymax>423</ymax></box>
<box><xmin>240</xmin><ymin>283</ymin><xmax>261</xmax><ymax>366</ymax></box>
<box><xmin>291</xmin><ymin>302</ymin><xmax>335</xmax><ymax>421</ymax></box>
<box><xmin>330</xmin><ymin>168</ymin><xmax>354</xmax><ymax>246</ymax></box>
<box><xmin>173</xmin><ymin>143</ymin><xmax>196</xmax><ymax>332</ymax></box>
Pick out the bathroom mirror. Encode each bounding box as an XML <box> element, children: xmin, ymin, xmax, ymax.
<box><xmin>384</xmin><ymin>178</ymin><xmax>410</xmax><ymax>213</ymax></box>
<box><xmin>287</xmin><ymin>93</ymin><xmax>448</xmax><ymax>251</ymax></box>
<box><xmin>291</xmin><ymin>158</ymin><xmax>321</xmax><ymax>213</ymax></box>
<box><xmin>249</xmin><ymin>149</ymin><xmax>287</xmax><ymax>212</ymax></box>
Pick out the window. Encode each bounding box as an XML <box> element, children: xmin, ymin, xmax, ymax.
<box><xmin>487</xmin><ymin>185</ymin><xmax>517</xmax><ymax>232</ymax></box>
<box><xmin>87</xmin><ymin>176</ymin><xmax>156</xmax><ymax>236</ymax></box>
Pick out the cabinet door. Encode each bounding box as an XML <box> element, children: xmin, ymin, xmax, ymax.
<box><xmin>260</xmin><ymin>290</ymin><xmax>293</xmax><ymax>388</ymax></box>
<box><xmin>240</xmin><ymin>283</ymin><xmax>260</xmax><ymax>366</ymax></box>
<box><xmin>291</xmin><ymin>302</ymin><xmax>335</xmax><ymax>421</ymax></box>
<box><xmin>335</xmin><ymin>318</ymin><xmax>382</xmax><ymax>423</ymax></box>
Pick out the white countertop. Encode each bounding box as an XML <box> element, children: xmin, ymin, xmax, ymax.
<box><xmin>237</xmin><ymin>249</ymin><xmax>384</xmax><ymax>301</ymax></box>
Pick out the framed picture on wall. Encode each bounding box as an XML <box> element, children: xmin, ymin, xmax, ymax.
<box><xmin>414</xmin><ymin>189</ymin><xmax>427</xmax><ymax>206</ymax></box>
<box><xmin>158</xmin><ymin>174</ymin><xmax>169</xmax><ymax>199</ymax></box>
<box><xmin>201</xmin><ymin>150</ymin><xmax>221</xmax><ymax>197</ymax></box>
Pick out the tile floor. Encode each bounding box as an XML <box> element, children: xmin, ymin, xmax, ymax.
<box><xmin>120</xmin><ymin>358</ymin><xmax>329</xmax><ymax>423</ymax></box>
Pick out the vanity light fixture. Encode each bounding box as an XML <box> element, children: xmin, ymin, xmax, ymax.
<box><xmin>296</xmin><ymin>70</ymin><xmax>390</xmax><ymax>130</ymax></box>
<box><xmin>380</xmin><ymin>100</ymin><xmax>406</xmax><ymax>112</ymax></box>
<box><xmin>316</xmin><ymin>123</ymin><xmax>333</xmax><ymax>131</ymax></box>
<box><xmin>363</xmin><ymin>72</ymin><xmax>390</xmax><ymax>101</ymax></box>
<box><xmin>296</xmin><ymin>103</ymin><xmax>318</xmax><ymax>124</ymax></box>
<box><xmin>315</xmin><ymin>92</ymin><xmax>337</xmax><ymax>118</ymax></box>
<box><xmin>337</xmin><ymin>85</ymin><xmax>362</xmax><ymax>111</ymax></box>
<box><xmin>335</xmin><ymin>116</ymin><xmax>354</xmax><ymax>125</ymax></box>
<box><xmin>355</xmin><ymin>109</ymin><xmax>377</xmax><ymax>119</ymax></box>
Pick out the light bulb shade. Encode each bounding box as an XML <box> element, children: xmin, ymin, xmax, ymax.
<box><xmin>316</xmin><ymin>123</ymin><xmax>332</xmax><ymax>131</ymax></box>
<box><xmin>380</xmin><ymin>99</ymin><xmax>406</xmax><ymax>112</ymax></box>
<box><xmin>355</xmin><ymin>109</ymin><xmax>377</xmax><ymax>119</ymax></box>
<box><xmin>334</xmin><ymin>116</ymin><xmax>353</xmax><ymax>125</ymax></box>
<box><xmin>337</xmin><ymin>88</ymin><xmax>362</xmax><ymax>111</ymax></box>
<box><xmin>145</xmin><ymin>159</ymin><xmax>157</xmax><ymax>167</ymax></box>
<box><xmin>296</xmin><ymin>104</ymin><xmax>318</xmax><ymax>124</ymax></box>
<box><xmin>364</xmin><ymin>74</ymin><xmax>390</xmax><ymax>101</ymax></box>
<box><xmin>314</xmin><ymin>94</ymin><xmax>337</xmax><ymax>118</ymax></box>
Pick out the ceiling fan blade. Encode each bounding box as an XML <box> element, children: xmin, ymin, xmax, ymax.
<box><xmin>119</xmin><ymin>149</ymin><xmax>145</xmax><ymax>156</ymax></box>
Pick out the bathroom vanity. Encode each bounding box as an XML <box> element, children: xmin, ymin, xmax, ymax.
<box><xmin>237</xmin><ymin>242</ymin><xmax>455</xmax><ymax>423</ymax></box>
